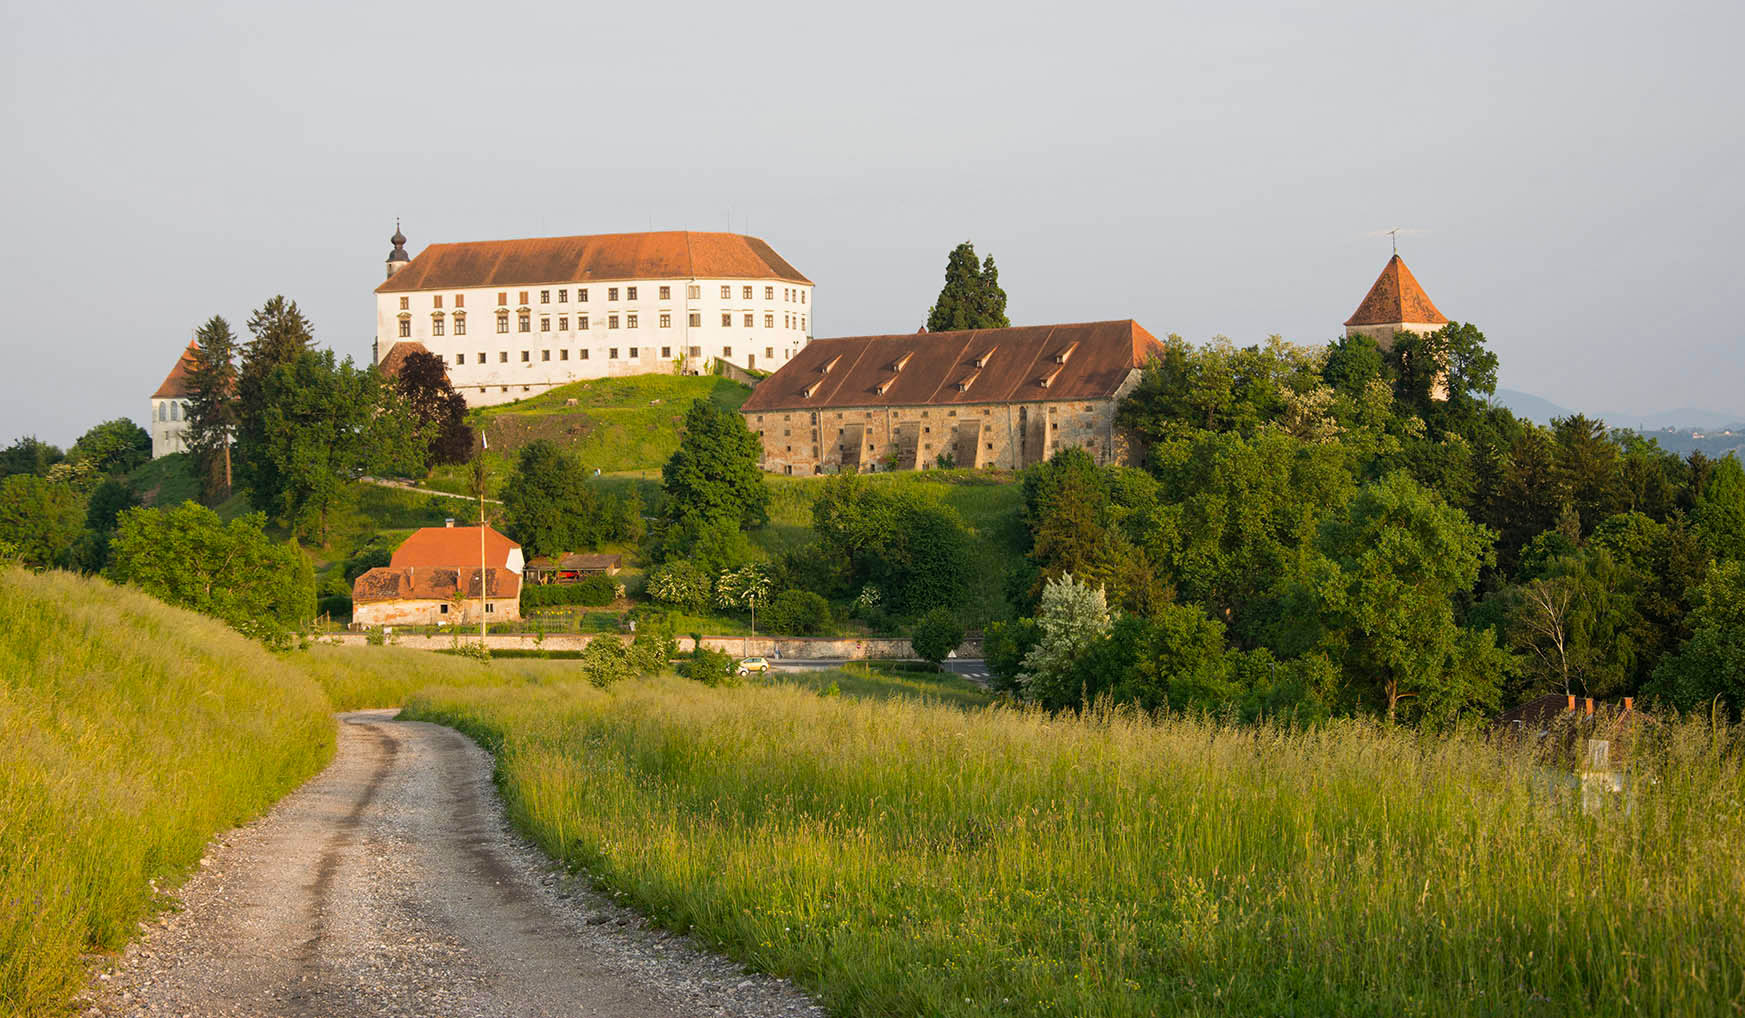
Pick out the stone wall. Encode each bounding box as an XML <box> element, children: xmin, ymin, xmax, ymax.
<box><xmin>322</xmin><ymin>631</ymin><xmax>982</xmax><ymax>660</ymax></box>
<box><xmin>745</xmin><ymin>371</ymin><xmax>1146</xmax><ymax>476</ymax></box>
<box><xmin>352</xmin><ymin>598</ymin><xmax>520</xmax><ymax>628</ymax></box>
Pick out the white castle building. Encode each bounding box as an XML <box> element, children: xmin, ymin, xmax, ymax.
<box><xmin>373</xmin><ymin>225</ymin><xmax>813</xmax><ymax>406</ymax></box>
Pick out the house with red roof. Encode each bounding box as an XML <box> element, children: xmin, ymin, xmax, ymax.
<box><xmin>351</xmin><ymin>522</ymin><xmax>525</xmax><ymax>627</ymax></box>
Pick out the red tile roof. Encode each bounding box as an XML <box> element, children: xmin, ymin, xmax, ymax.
<box><xmin>1345</xmin><ymin>255</ymin><xmax>1448</xmax><ymax>327</ymax></box>
<box><xmin>390</xmin><ymin>525</ymin><xmax>519</xmax><ymax>571</ymax></box>
<box><xmin>739</xmin><ymin>321</ymin><xmax>1163</xmax><ymax>413</ymax></box>
<box><xmin>375</xmin><ymin>231</ymin><xmax>810</xmax><ymax>293</ymax></box>
<box><xmin>351</xmin><ymin>565</ymin><xmax>521</xmax><ymax>603</ymax></box>
<box><xmin>152</xmin><ymin>340</ymin><xmax>201</xmax><ymax>399</ymax></box>
<box><xmin>377</xmin><ymin>341</ymin><xmax>431</xmax><ymax>379</ymax></box>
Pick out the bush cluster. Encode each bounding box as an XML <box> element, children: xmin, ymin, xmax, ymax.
<box><xmin>521</xmin><ymin>574</ymin><xmax>620</xmax><ymax>608</ymax></box>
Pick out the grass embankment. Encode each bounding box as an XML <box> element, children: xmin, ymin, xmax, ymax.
<box><xmin>406</xmin><ymin>677</ymin><xmax>1745</xmax><ymax>1017</ymax></box>
<box><xmin>0</xmin><ymin>568</ymin><xmax>336</xmax><ymax>1017</ymax></box>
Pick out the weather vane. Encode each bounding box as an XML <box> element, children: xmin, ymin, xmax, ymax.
<box><xmin>1387</xmin><ymin>227</ymin><xmax>1400</xmax><ymax>255</ymax></box>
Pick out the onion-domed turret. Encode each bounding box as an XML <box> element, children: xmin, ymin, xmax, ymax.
<box><xmin>386</xmin><ymin>220</ymin><xmax>411</xmax><ymax>279</ymax></box>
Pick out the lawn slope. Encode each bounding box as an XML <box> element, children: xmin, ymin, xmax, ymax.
<box><xmin>0</xmin><ymin>568</ymin><xmax>335</xmax><ymax>1017</ymax></box>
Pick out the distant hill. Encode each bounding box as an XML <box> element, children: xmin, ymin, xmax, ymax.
<box><xmin>1494</xmin><ymin>388</ymin><xmax>1744</xmax><ymax>432</ymax></box>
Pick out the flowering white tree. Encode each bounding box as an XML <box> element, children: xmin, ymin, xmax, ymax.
<box><xmin>1018</xmin><ymin>572</ymin><xmax>1111</xmax><ymax>708</ymax></box>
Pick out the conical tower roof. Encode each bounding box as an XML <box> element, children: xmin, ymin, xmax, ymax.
<box><xmin>1345</xmin><ymin>254</ymin><xmax>1448</xmax><ymax>328</ymax></box>
<box><xmin>152</xmin><ymin>340</ymin><xmax>201</xmax><ymax>399</ymax></box>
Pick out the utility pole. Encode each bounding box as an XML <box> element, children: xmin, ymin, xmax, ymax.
<box><xmin>478</xmin><ymin>435</ymin><xmax>488</xmax><ymax>647</ymax></box>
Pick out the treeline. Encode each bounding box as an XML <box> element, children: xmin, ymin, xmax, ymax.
<box><xmin>989</xmin><ymin>327</ymin><xmax>1745</xmax><ymax>721</ymax></box>
<box><xmin>0</xmin><ymin>298</ymin><xmax>477</xmax><ymax>644</ymax></box>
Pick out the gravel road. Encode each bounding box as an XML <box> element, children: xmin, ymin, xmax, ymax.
<box><xmin>83</xmin><ymin>710</ymin><xmax>825</xmax><ymax>1018</ymax></box>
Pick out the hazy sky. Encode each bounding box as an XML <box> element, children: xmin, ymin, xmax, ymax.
<box><xmin>4</xmin><ymin>0</ymin><xmax>1741</xmax><ymax>446</ymax></box>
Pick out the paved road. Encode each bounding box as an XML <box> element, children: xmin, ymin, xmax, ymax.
<box><xmin>84</xmin><ymin>711</ymin><xmax>821</xmax><ymax>1018</ymax></box>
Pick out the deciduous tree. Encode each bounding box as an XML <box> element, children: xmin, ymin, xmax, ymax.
<box><xmin>500</xmin><ymin>440</ymin><xmax>599</xmax><ymax>558</ymax></box>
<box><xmin>661</xmin><ymin>398</ymin><xmax>768</xmax><ymax>528</ymax></box>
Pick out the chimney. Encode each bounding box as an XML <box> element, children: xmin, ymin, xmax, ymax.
<box><xmin>446</xmin><ymin>518</ymin><xmax>455</xmax><ymax>528</ymax></box>
<box><xmin>1584</xmin><ymin>697</ymin><xmax>1595</xmax><ymax>716</ymax></box>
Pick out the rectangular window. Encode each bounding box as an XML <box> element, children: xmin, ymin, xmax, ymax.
<box><xmin>399</xmin><ymin>319</ymin><xmax>411</xmax><ymax>337</ymax></box>
<box><xmin>499</xmin><ymin>351</ymin><xmax>508</xmax><ymax>362</ymax></box>
<box><xmin>626</xmin><ymin>313</ymin><xmax>639</xmax><ymax>328</ymax></box>
<box><xmin>629</xmin><ymin>347</ymin><xmax>638</xmax><ymax>358</ymax></box>
<box><xmin>659</xmin><ymin>285</ymin><xmax>671</xmax><ymax>299</ymax></box>
<box><xmin>485</xmin><ymin>602</ymin><xmax>495</xmax><ymax>613</ymax></box>
<box><xmin>721</xmin><ymin>312</ymin><xmax>732</xmax><ymax>327</ymax></box>
<box><xmin>521</xmin><ymin>350</ymin><xmax>530</xmax><ymax>362</ymax></box>
<box><xmin>661</xmin><ymin>346</ymin><xmax>671</xmax><ymax>358</ymax></box>
<box><xmin>542</xmin><ymin>349</ymin><xmax>551</xmax><ymax>361</ymax></box>
<box><xmin>764</xmin><ymin>313</ymin><xmax>774</xmax><ymax>328</ymax></box>
<box><xmin>455</xmin><ymin>293</ymin><xmax>464</xmax><ymax>308</ymax></box>
<box><xmin>743</xmin><ymin>313</ymin><xmax>754</xmax><ymax>327</ymax></box>
<box><xmin>558</xmin><ymin>289</ymin><xmax>567</xmax><ymax>302</ymax></box>
<box><xmin>495</xmin><ymin>314</ymin><xmax>507</xmax><ymax>334</ymax></box>
<box><xmin>455</xmin><ymin>353</ymin><xmax>464</xmax><ymax>365</ymax></box>
<box><xmin>558</xmin><ymin>316</ymin><xmax>568</xmax><ymax>331</ymax></box>
<box><xmin>540</xmin><ymin>316</ymin><xmax>551</xmax><ymax>332</ymax></box>
<box><xmin>689</xmin><ymin>346</ymin><xmax>701</xmax><ymax>356</ymax></box>
<box><xmin>477</xmin><ymin>352</ymin><xmax>486</xmax><ymax>363</ymax></box>
<box><xmin>765</xmin><ymin>286</ymin><xmax>774</xmax><ymax>299</ymax></box>
<box><xmin>800</xmin><ymin>290</ymin><xmax>806</xmax><ymax>304</ymax></box>
<box><xmin>560</xmin><ymin>348</ymin><xmax>569</xmax><ymax>360</ymax></box>
<box><xmin>578</xmin><ymin>288</ymin><xmax>589</xmax><ymax>302</ymax></box>
<box><xmin>609</xmin><ymin>347</ymin><xmax>619</xmax><ymax>359</ymax></box>
<box><xmin>627</xmin><ymin>286</ymin><xmax>638</xmax><ymax>300</ymax></box>
<box><xmin>687</xmin><ymin>284</ymin><xmax>700</xmax><ymax>299</ymax></box>
<box><xmin>689</xmin><ymin>312</ymin><xmax>701</xmax><ymax>327</ymax></box>
<box><xmin>579</xmin><ymin>314</ymin><xmax>589</xmax><ymax>329</ymax></box>
<box><xmin>659</xmin><ymin>312</ymin><xmax>672</xmax><ymax>328</ymax></box>
<box><xmin>498</xmin><ymin>291</ymin><xmax>508</xmax><ymax>305</ymax></box>
<box><xmin>519</xmin><ymin>291</ymin><xmax>529</xmax><ymax>305</ymax></box>
<box><xmin>607</xmin><ymin>287</ymin><xmax>619</xmax><ymax>301</ymax></box>
<box><xmin>723</xmin><ymin>346</ymin><xmax>733</xmax><ymax>357</ymax></box>
<box><xmin>765</xmin><ymin>347</ymin><xmax>773</xmax><ymax>359</ymax></box>
<box><xmin>608</xmin><ymin>314</ymin><xmax>620</xmax><ymax>328</ymax></box>
<box><xmin>580</xmin><ymin>349</ymin><xmax>589</xmax><ymax>360</ymax></box>
<box><xmin>434</xmin><ymin>294</ymin><xmax>444</xmax><ymax>309</ymax></box>
<box><xmin>801</xmin><ymin>315</ymin><xmax>806</xmax><ymax>331</ymax></box>
<box><xmin>455</xmin><ymin>317</ymin><xmax>466</xmax><ymax>336</ymax></box>
<box><xmin>399</xmin><ymin>296</ymin><xmax>409</xmax><ymax>310</ymax></box>
<box><xmin>518</xmin><ymin>313</ymin><xmax>530</xmax><ymax>332</ymax></box>
<box><xmin>742</xmin><ymin>285</ymin><xmax>753</xmax><ymax>299</ymax></box>
<box><xmin>540</xmin><ymin>290</ymin><xmax>550</xmax><ymax>304</ymax></box>
<box><xmin>432</xmin><ymin>318</ymin><xmax>445</xmax><ymax>336</ymax></box>
<box><xmin>720</xmin><ymin>285</ymin><xmax>731</xmax><ymax>299</ymax></box>
<box><xmin>440</xmin><ymin>603</ymin><xmax>449</xmax><ymax>614</ymax></box>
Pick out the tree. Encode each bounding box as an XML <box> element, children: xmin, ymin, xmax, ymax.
<box><xmin>1322</xmin><ymin>333</ymin><xmax>1389</xmax><ymax>398</ymax></box>
<box><xmin>0</xmin><ymin>474</ymin><xmax>83</xmax><ymax>568</ymax></box>
<box><xmin>1297</xmin><ymin>472</ymin><xmax>1499</xmax><ymax>722</ymax></box>
<box><xmin>69</xmin><ymin>418</ymin><xmax>151</xmax><ymax>476</ymax></box>
<box><xmin>1018</xmin><ymin>573</ymin><xmax>1111</xmax><ymax>710</ymax></box>
<box><xmin>184</xmin><ymin>316</ymin><xmax>240</xmax><ymax>499</ymax></box>
<box><xmin>500</xmin><ymin>440</ymin><xmax>599</xmax><ymax>557</ymax></box>
<box><xmin>763</xmin><ymin>589</ymin><xmax>834</xmax><ymax>636</ymax></box>
<box><xmin>646</xmin><ymin>560</ymin><xmax>713</xmax><ymax>611</ymax></box>
<box><xmin>1646</xmin><ymin>560</ymin><xmax>1745</xmax><ymax>717</ymax></box>
<box><xmin>0</xmin><ymin>436</ymin><xmax>63</xmax><ymax>480</ymax></box>
<box><xmin>661</xmin><ymin>398</ymin><xmax>768</xmax><ymax>528</ymax></box>
<box><xmin>108</xmin><ymin>502</ymin><xmax>314</xmax><ymax>647</ymax></box>
<box><xmin>235</xmin><ymin>297</ymin><xmax>316</xmax><ymax>503</ymax></box>
<box><xmin>393</xmin><ymin>350</ymin><xmax>475</xmax><ymax>466</ymax></box>
<box><xmin>911</xmin><ymin>607</ymin><xmax>965</xmax><ymax>663</ymax></box>
<box><xmin>1693</xmin><ymin>454</ymin><xmax>1745</xmax><ymax>563</ymax></box>
<box><xmin>1094</xmin><ymin>604</ymin><xmax>1235</xmax><ymax>712</ymax></box>
<box><xmin>73</xmin><ymin>478</ymin><xmax>140</xmax><ymax>573</ymax></box>
<box><xmin>925</xmin><ymin>241</ymin><xmax>1010</xmax><ymax>332</ymax></box>
<box><xmin>983</xmin><ymin>618</ymin><xmax>1039</xmax><ymax>693</ymax></box>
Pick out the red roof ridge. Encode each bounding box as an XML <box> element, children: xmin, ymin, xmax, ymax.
<box><xmin>375</xmin><ymin>230</ymin><xmax>810</xmax><ymax>293</ymax></box>
<box><xmin>1345</xmin><ymin>255</ymin><xmax>1448</xmax><ymax>327</ymax></box>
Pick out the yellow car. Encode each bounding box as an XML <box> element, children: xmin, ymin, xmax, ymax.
<box><xmin>737</xmin><ymin>657</ymin><xmax>771</xmax><ymax>676</ymax></box>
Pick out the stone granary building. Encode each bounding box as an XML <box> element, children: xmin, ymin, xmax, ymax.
<box><xmin>373</xmin><ymin>225</ymin><xmax>813</xmax><ymax>406</ymax></box>
<box><xmin>351</xmin><ymin>523</ymin><xmax>525</xmax><ymax>627</ymax></box>
<box><xmin>740</xmin><ymin>320</ymin><xmax>1165</xmax><ymax>475</ymax></box>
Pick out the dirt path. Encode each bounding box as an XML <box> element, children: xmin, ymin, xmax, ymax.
<box><xmin>84</xmin><ymin>711</ymin><xmax>824</xmax><ymax>1018</ymax></box>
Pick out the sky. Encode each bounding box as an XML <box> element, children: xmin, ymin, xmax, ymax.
<box><xmin>3</xmin><ymin>0</ymin><xmax>1741</xmax><ymax>447</ymax></box>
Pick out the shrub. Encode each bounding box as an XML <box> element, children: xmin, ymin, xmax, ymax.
<box><xmin>576</xmin><ymin>573</ymin><xmax>619</xmax><ymax>606</ymax></box>
<box><xmin>762</xmin><ymin>589</ymin><xmax>833</xmax><ymax>636</ymax></box>
<box><xmin>647</xmin><ymin>561</ymin><xmax>711</xmax><ymax>611</ymax></box>
<box><xmin>911</xmin><ymin>607</ymin><xmax>965</xmax><ymax>663</ymax></box>
<box><xmin>683</xmin><ymin>647</ymin><xmax>736</xmax><ymax>686</ymax></box>
<box><xmin>578</xmin><ymin>637</ymin><xmax>631</xmax><ymax>687</ymax></box>
<box><xmin>522</xmin><ymin>575</ymin><xmax>619</xmax><ymax>608</ymax></box>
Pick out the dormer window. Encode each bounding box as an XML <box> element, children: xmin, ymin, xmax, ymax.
<box><xmin>1054</xmin><ymin>341</ymin><xmax>1079</xmax><ymax>365</ymax></box>
<box><xmin>1038</xmin><ymin>366</ymin><xmax>1063</xmax><ymax>388</ymax></box>
<box><xmin>801</xmin><ymin>381</ymin><xmax>822</xmax><ymax>398</ymax></box>
<box><xmin>875</xmin><ymin>379</ymin><xmax>893</xmax><ymax>395</ymax></box>
<box><xmin>956</xmin><ymin>370</ymin><xmax>981</xmax><ymax>392</ymax></box>
<box><xmin>890</xmin><ymin>351</ymin><xmax>913</xmax><ymax>373</ymax></box>
<box><xmin>818</xmin><ymin>355</ymin><xmax>842</xmax><ymax>375</ymax></box>
<box><xmin>974</xmin><ymin>346</ymin><xmax>997</xmax><ymax>369</ymax></box>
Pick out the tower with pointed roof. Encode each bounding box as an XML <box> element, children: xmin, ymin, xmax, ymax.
<box><xmin>1344</xmin><ymin>254</ymin><xmax>1448</xmax><ymax>347</ymax></box>
<box><xmin>149</xmin><ymin>341</ymin><xmax>200</xmax><ymax>458</ymax></box>
<box><xmin>386</xmin><ymin>221</ymin><xmax>411</xmax><ymax>280</ymax></box>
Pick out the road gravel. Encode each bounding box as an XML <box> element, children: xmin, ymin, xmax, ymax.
<box><xmin>82</xmin><ymin>710</ymin><xmax>825</xmax><ymax>1018</ymax></box>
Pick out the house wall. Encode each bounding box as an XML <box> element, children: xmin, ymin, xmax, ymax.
<box><xmin>744</xmin><ymin>368</ymin><xmax>1146</xmax><ymax>475</ymax></box>
<box><xmin>149</xmin><ymin>397</ymin><xmax>189</xmax><ymax>458</ymax></box>
<box><xmin>376</xmin><ymin>278</ymin><xmax>813</xmax><ymax>407</ymax></box>
<box><xmin>353</xmin><ymin>597</ymin><xmax>521</xmax><ymax>628</ymax></box>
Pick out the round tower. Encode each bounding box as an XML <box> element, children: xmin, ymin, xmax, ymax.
<box><xmin>386</xmin><ymin>220</ymin><xmax>410</xmax><ymax>279</ymax></box>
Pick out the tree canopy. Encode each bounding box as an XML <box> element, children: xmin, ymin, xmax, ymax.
<box><xmin>925</xmin><ymin>241</ymin><xmax>1010</xmax><ymax>333</ymax></box>
<box><xmin>660</xmin><ymin>398</ymin><xmax>768</xmax><ymax>528</ymax></box>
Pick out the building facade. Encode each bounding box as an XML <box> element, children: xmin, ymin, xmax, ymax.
<box><xmin>374</xmin><ymin>227</ymin><xmax>813</xmax><ymax>407</ymax></box>
<box><xmin>351</xmin><ymin>523</ymin><xmax>525</xmax><ymax>627</ymax></box>
<box><xmin>739</xmin><ymin>320</ymin><xmax>1163</xmax><ymax>475</ymax></box>
<box><xmin>149</xmin><ymin>340</ymin><xmax>199</xmax><ymax>458</ymax></box>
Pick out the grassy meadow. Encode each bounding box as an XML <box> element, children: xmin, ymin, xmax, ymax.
<box><xmin>406</xmin><ymin>676</ymin><xmax>1745</xmax><ymax>1018</ymax></box>
<box><xmin>0</xmin><ymin>568</ymin><xmax>336</xmax><ymax>1016</ymax></box>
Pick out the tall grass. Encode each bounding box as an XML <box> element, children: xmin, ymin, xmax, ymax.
<box><xmin>0</xmin><ymin>568</ymin><xmax>335</xmax><ymax>1016</ymax></box>
<box><xmin>300</xmin><ymin>642</ymin><xmax>579</xmax><ymax>710</ymax></box>
<box><xmin>407</xmin><ymin>677</ymin><xmax>1745</xmax><ymax>1017</ymax></box>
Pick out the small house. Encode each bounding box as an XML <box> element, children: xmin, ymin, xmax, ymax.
<box><xmin>352</xmin><ymin>522</ymin><xmax>524</xmax><ymax>627</ymax></box>
<box><xmin>524</xmin><ymin>552</ymin><xmax>623</xmax><ymax>584</ymax></box>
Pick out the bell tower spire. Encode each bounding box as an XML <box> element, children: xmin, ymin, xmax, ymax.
<box><xmin>386</xmin><ymin>219</ymin><xmax>411</xmax><ymax>279</ymax></box>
